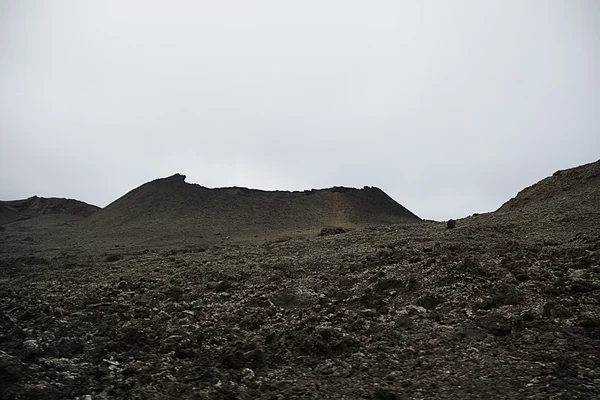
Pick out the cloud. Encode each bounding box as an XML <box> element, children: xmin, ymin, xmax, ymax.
<box><xmin>1</xmin><ymin>0</ymin><xmax>599</xmax><ymax>220</ymax></box>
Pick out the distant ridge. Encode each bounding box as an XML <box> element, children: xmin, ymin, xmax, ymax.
<box><xmin>78</xmin><ymin>174</ymin><xmax>420</xmax><ymax>246</ymax></box>
<box><xmin>0</xmin><ymin>196</ymin><xmax>99</xmax><ymax>225</ymax></box>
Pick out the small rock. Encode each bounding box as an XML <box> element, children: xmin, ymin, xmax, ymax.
<box><xmin>394</xmin><ymin>315</ymin><xmax>413</xmax><ymax>330</ymax></box>
<box><xmin>174</xmin><ymin>348</ymin><xmax>196</xmax><ymax>359</ymax></box>
<box><xmin>521</xmin><ymin>310</ymin><xmax>536</xmax><ymax>322</ymax></box>
<box><xmin>22</xmin><ymin>339</ymin><xmax>43</xmax><ymax>360</ymax></box>
<box><xmin>105</xmin><ymin>254</ymin><xmax>121</xmax><ymax>262</ymax></box>
<box><xmin>578</xmin><ymin>314</ymin><xmax>600</xmax><ymax>328</ymax></box>
<box><xmin>477</xmin><ymin>312</ymin><xmax>512</xmax><ymax>336</ymax></box>
<box><xmin>461</xmin><ymin>328</ymin><xmax>486</xmax><ymax>341</ymax></box>
<box><xmin>372</xmin><ymin>387</ymin><xmax>401</xmax><ymax>400</ymax></box>
<box><xmin>515</xmin><ymin>273</ymin><xmax>529</xmax><ymax>283</ymax></box>
<box><xmin>417</xmin><ymin>294</ymin><xmax>443</xmax><ymax>310</ymax></box>
<box><xmin>319</xmin><ymin>227</ymin><xmax>347</xmax><ymax>236</ymax></box>
<box><xmin>0</xmin><ymin>351</ymin><xmax>23</xmax><ymax>380</ymax></box>
<box><xmin>403</xmin><ymin>305</ymin><xmax>427</xmax><ymax>316</ymax></box>
<box><xmin>56</xmin><ymin>337</ymin><xmax>84</xmax><ymax>358</ymax></box>
<box><xmin>332</xmin><ymin>367</ymin><xmax>350</xmax><ymax>377</ymax></box>
<box><xmin>385</xmin><ymin>371</ymin><xmax>402</xmax><ymax>381</ymax></box>
<box><xmin>360</xmin><ymin>309</ymin><xmax>377</xmax><ymax>318</ymax></box>
<box><xmin>447</xmin><ymin>219</ymin><xmax>456</xmax><ymax>229</ymax></box>
<box><xmin>214</xmin><ymin>280</ymin><xmax>232</xmax><ymax>293</ymax></box>
<box><xmin>241</xmin><ymin>367</ymin><xmax>255</xmax><ymax>380</ymax></box>
<box><xmin>542</xmin><ymin>302</ymin><xmax>573</xmax><ymax>318</ymax></box>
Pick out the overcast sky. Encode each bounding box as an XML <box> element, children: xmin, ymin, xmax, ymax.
<box><xmin>1</xmin><ymin>1</ymin><xmax>599</xmax><ymax>220</ymax></box>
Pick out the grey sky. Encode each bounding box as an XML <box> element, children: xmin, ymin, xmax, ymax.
<box><xmin>1</xmin><ymin>0</ymin><xmax>599</xmax><ymax>220</ymax></box>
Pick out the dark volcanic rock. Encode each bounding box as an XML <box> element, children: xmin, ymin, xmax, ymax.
<box><xmin>319</xmin><ymin>226</ymin><xmax>348</xmax><ymax>236</ymax></box>
<box><xmin>477</xmin><ymin>312</ymin><xmax>513</xmax><ymax>336</ymax></box>
<box><xmin>0</xmin><ymin>159</ymin><xmax>599</xmax><ymax>399</ymax></box>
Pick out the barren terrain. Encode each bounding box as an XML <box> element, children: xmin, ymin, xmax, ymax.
<box><xmin>1</xmin><ymin>160</ymin><xmax>599</xmax><ymax>399</ymax></box>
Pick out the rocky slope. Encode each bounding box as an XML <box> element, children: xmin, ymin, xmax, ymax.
<box><xmin>0</xmin><ymin>160</ymin><xmax>599</xmax><ymax>399</ymax></box>
<box><xmin>498</xmin><ymin>159</ymin><xmax>600</xmax><ymax>217</ymax></box>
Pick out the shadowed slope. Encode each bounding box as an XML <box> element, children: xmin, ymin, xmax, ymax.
<box><xmin>0</xmin><ymin>203</ymin><xmax>23</xmax><ymax>225</ymax></box>
<box><xmin>78</xmin><ymin>174</ymin><xmax>420</xmax><ymax>246</ymax></box>
<box><xmin>0</xmin><ymin>196</ymin><xmax>100</xmax><ymax>225</ymax></box>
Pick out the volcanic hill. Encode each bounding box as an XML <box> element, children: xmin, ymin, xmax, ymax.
<box><xmin>0</xmin><ymin>196</ymin><xmax>99</xmax><ymax>225</ymax></box>
<box><xmin>77</xmin><ymin>174</ymin><xmax>420</xmax><ymax>247</ymax></box>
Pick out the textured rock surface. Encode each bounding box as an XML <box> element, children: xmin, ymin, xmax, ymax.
<box><xmin>1</xmin><ymin>215</ymin><xmax>599</xmax><ymax>399</ymax></box>
<box><xmin>0</xmin><ymin>160</ymin><xmax>599</xmax><ymax>399</ymax></box>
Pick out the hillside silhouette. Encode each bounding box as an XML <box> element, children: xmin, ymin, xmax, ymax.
<box><xmin>78</xmin><ymin>174</ymin><xmax>420</xmax><ymax>246</ymax></box>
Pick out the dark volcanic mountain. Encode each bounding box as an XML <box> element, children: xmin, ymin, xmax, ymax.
<box><xmin>0</xmin><ymin>196</ymin><xmax>99</xmax><ymax>225</ymax></box>
<box><xmin>78</xmin><ymin>174</ymin><xmax>420</xmax><ymax>246</ymax></box>
<box><xmin>1</xmin><ymin>160</ymin><xmax>600</xmax><ymax>400</ymax></box>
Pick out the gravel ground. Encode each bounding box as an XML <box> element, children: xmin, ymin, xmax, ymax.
<box><xmin>1</xmin><ymin>214</ymin><xmax>599</xmax><ymax>399</ymax></box>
